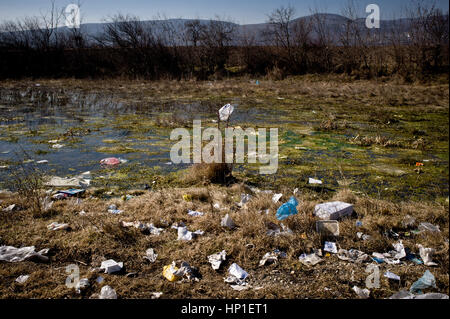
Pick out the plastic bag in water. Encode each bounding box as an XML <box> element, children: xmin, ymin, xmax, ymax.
<box><xmin>219</xmin><ymin>104</ymin><xmax>234</xmax><ymax>122</ymax></box>
<box><xmin>276</xmin><ymin>196</ymin><xmax>298</xmax><ymax>221</ymax></box>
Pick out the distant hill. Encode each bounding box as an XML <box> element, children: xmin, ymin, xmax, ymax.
<box><xmin>3</xmin><ymin>13</ymin><xmax>426</xmax><ymax>46</ymax></box>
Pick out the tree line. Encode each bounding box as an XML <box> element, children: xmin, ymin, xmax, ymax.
<box><xmin>0</xmin><ymin>1</ymin><xmax>448</xmax><ymax>81</ymax></box>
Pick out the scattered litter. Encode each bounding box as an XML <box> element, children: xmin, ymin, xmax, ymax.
<box><xmin>372</xmin><ymin>241</ymin><xmax>406</xmax><ymax>264</ymax></box>
<box><xmin>219</xmin><ymin>103</ymin><xmax>234</xmax><ymax>121</ymax></box>
<box><xmin>96</xmin><ymin>276</ymin><xmax>104</xmax><ymax>284</ymax></box>
<box><xmin>46</xmin><ymin>176</ymin><xmax>89</xmax><ymax>188</ymax></box>
<box><xmin>406</xmin><ymin>252</ymin><xmax>423</xmax><ymax>265</ymax></box>
<box><xmin>36</xmin><ymin>160</ymin><xmax>48</xmax><ymax>164</ymax></box>
<box><xmin>384</xmin><ymin>229</ymin><xmax>399</xmax><ymax>239</ymax></box>
<box><xmin>266</xmin><ymin>222</ymin><xmax>293</xmax><ymax>236</ymax></box>
<box><xmin>213</xmin><ymin>203</ymin><xmax>220</xmax><ymax>209</ymax></box>
<box><xmin>355</xmin><ymin>220</ymin><xmax>363</xmax><ymax>227</ymax></box>
<box><xmin>143</xmin><ymin>248</ymin><xmax>158</xmax><ymax>263</ymax></box>
<box><xmin>147</xmin><ymin>224</ymin><xmax>164</xmax><ymax>236</ymax></box>
<box><xmin>410</xmin><ymin>270</ymin><xmax>436</xmax><ymax>294</ymax></box>
<box><xmin>47</xmin><ymin>222</ymin><xmax>70</xmax><ymax>231</ymax></box>
<box><xmin>314</xmin><ymin>201</ymin><xmax>353</xmax><ymax>220</ymax></box>
<box><xmin>163</xmin><ymin>263</ymin><xmax>180</xmax><ymax>282</ymax></box>
<box><xmin>172</xmin><ymin>261</ymin><xmax>199</xmax><ymax>281</ymax></box>
<box><xmin>151</xmin><ymin>292</ymin><xmax>163</xmax><ymax>299</ymax></box>
<box><xmin>316</xmin><ymin>220</ymin><xmax>339</xmax><ymax>236</ymax></box>
<box><xmin>323</xmin><ymin>241</ymin><xmax>338</xmax><ymax>254</ymax></box>
<box><xmin>276</xmin><ymin>196</ymin><xmax>298</xmax><ymax>221</ymax></box>
<box><xmin>177</xmin><ymin>226</ymin><xmax>204</xmax><ymax>241</ymax></box>
<box><xmin>389</xmin><ymin>290</ymin><xmax>414</xmax><ymax>299</ymax></box>
<box><xmin>107</xmin><ymin>204</ymin><xmax>123</xmax><ymax>214</ymax></box>
<box><xmin>308</xmin><ymin>178</ymin><xmax>322</xmax><ymax>185</ymax></box>
<box><xmin>187</xmin><ymin>210</ymin><xmax>204</xmax><ymax>217</ymax></box>
<box><xmin>298</xmin><ymin>252</ymin><xmax>323</xmax><ymax>266</ymax></box>
<box><xmin>52</xmin><ymin>144</ymin><xmax>65</xmax><ymax>149</ymax></box>
<box><xmin>352</xmin><ymin>286</ymin><xmax>370</xmax><ymax>299</ymax></box>
<box><xmin>2</xmin><ymin>204</ymin><xmax>16</xmax><ymax>212</ymax></box>
<box><xmin>100</xmin><ymin>157</ymin><xmax>126</xmax><ymax>166</ymax></box>
<box><xmin>56</xmin><ymin>189</ymin><xmax>85</xmax><ymax>198</ymax></box>
<box><xmin>100</xmin><ymin>259</ymin><xmax>123</xmax><ymax>274</ymax></box>
<box><xmin>75</xmin><ymin>278</ymin><xmax>90</xmax><ymax>293</ymax></box>
<box><xmin>182</xmin><ymin>194</ymin><xmax>192</xmax><ymax>201</ymax></box>
<box><xmin>48</xmin><ymin>139</ymin><xmax>59</xmax><ymax>144</ymax></box>
<box><xmin>227</xmin><ymin>263</ymin><xmax>248</xmax><ymax>283</ymax></box>
<box><xmin>413</xmin><ymin>293</ymin><xmax>449</xmax><ymax>299</ymax></box>
<box><xmin>417</xmin><ymin>244</ymin><xmax>437</xmax><ymax>266</ymax></box>
<box><xmin>337</xmin><ymin>249</ymin><xmax>368</xmax><ymax>263</ymax></box>
<box><xmin>272</xmin><ymin>193</ymin><xmax>283</xmax><ymax>203</ymax></box>
<box><xmin>0</xmin><ymin>245</ymin><xmax>49</xmax><ymax>262</ymax></box>
<box><xmin>237</xmin><ymin>194</ymin><xmax>251</xmax><ymax>207</ymax></box>
<box><xmin>0</xmin><ymin>165</ymin><xmax>8</xmax><ymax>169</ymax></box>
<box><xmin>389</xmin><ymin>291</ymin><xmax>449</xmax><ymax>299</ymax></box>
<box><xmin>418</xmin><ymin>222</ymin><xmax>440</xmax><ymax>233</ymax></box>
<box><xmin>259</xmin><ymin>249</ymin><xmax>286</xmax><ymax>266</ymax></box>
<box><xmin>392</xmin><ymin>241</ymin><xmax>406</xmax><ymax>259</ymax></box>
<box><xmin>99</xmin><ymin>285</ymin><xmax>117</xmax><ymax>299</ymax></box>
<box><xmin>15</xmin><ymin>275</ymin><xmax>29</xmax><ymax>284</ymax></box>
<box><xmin>384</xmin><ymin>271</ymin><xmax>400</xmax><ymax>281</ymax></box>
<box><xmin>221</xmin><ymin>214</ymin><xmax>235</xmax><ymax>229</ymax></box>
<box><xmin>230</xmin><ymin>284</ymin><xmax>251</xmax><ymax>291</ymax></box>
<box><xmin>356</xmin><ymin>232</ymin><xmax>371</xmax><ymax>241</ymax></box>
<box><xmin>208</xmin><ymin>250</ymin><xmax>227</xmax><ymax>270</ymax></box>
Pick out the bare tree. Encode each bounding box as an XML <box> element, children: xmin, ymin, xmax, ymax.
<box><xmin>184</xmin><ymin>19</ymin><xmax>204</xmax><ymax>47</ymax></box>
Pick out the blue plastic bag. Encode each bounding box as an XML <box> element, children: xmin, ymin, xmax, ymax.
<box><xmin>410</xmin><ymin>270</ymin><xmax>436</xmax><ymax>294</ymax></box>
<box><xmin>276</xmin><ymin>196</ymin><xmax>298</xmax><ymax>221</ymax></box>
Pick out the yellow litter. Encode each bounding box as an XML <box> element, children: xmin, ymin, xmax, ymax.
<box><xmin>183</xmin><ymin>194</ymin><xmax>192</xmax><ymax>202</ymax></box>
<box><xmin>163</xmin><ymin>264</ymin><xmax>180</xmax><ymax>282</ymax></box>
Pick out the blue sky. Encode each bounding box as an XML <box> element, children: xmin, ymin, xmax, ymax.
<box><xmin>0</xmin><ymin>0</ymin><xmax>448</xmax><ymax>24</ymax></box>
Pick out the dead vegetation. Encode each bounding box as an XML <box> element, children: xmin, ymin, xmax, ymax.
<box><xmin>349</xmin><ymin>135</ymin><xmax>404</xmax><ymax>148</ymax></box>
<box><xmin>0</xmin><ymin>185</ymin><xmax>448</xmax><ymax>299</ymax></box>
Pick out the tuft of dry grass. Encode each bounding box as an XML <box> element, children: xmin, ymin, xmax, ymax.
<box><xmin>184</xmin><ymin>163</ymin><xmax>233</xmax><ymax>185</ymax></box>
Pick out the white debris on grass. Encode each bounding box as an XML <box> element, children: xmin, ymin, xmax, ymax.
<box><xmin>177</xmin><ymin>226</ymin><xmax>204</xmax><ymax>241</ymax></box>
<box><xmin>100</xmin><ymin>259</ymin><xmax>123</xmax><ymax>274</ymax></box>
<box><xmin>208</xmin><ymin>250</ymin><xmax>227</xmax><ymax>270</ymax></box>
<box><xmin>47</xmin><ymin>222</ymin><xmax>69</xmax><ymax>231</ymax></box>
<box><xmin>314</xmin><ymin>201</ymin><xmax>353</xmax><ymax>220</ymax></box>
<box><xmin>15</xmin><ymin>275</ymin><xmax>30</xmax><ymax>284</ymax></box>
<box><xmin>272</xmin><ymin>193</ymin><xmax>283</xmax><ymax>203</ymax></box>
<box><xmin>221</xmin><ymin>214</ymin><xmax>235</xmax><ymax>229</ymax></box>
<box><xmin>187</xmin><ymin>210</ymin><xmax>204</xmax><ymax>217</ymax></box>
<box><xmin>0</xmin><ymin>246</ymin><xmax>49</xmax><ymax>262</ymax></box>
<box><xmin>417</xmin><ymin>244</ymin><xmax>438</xmax><ymax>266</ymax></box>
<box><xmin>298</xmin><ymin>252</ymin><xmax>323</xmax><ymax>266</ymax></box>
<box><xmin>352</xmin><ymin>286</ymin><xmax>370</xmax><ymax>299</ymax></box>
<box><xmin>99</xmin><ymin>285</ymin><xmax>117</xmax><ymax>299</ymax></box>
<box><xmin>308</xmin><ymin>178</ymin><xmax>322</xmax><ymax>184</ymax></box>
<box><xmin>143</xmin><ymin>248</ymin><xmax>158</xmax><ymax>263</ymax></box>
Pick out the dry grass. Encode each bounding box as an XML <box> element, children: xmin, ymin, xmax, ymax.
<box><xmin>184</xmin><ymin>163</ymin><xmax>233</xmax><ymax>185</ymax></box>
<box><xmin>0</xmin><ymin>185</ymin><xmax>448</xmax><ymax>299</ymax></box>
<box><xmin>350</xmin><ymin>135</ymin><xmax>404</xmax><ymax>148</ymax></box>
